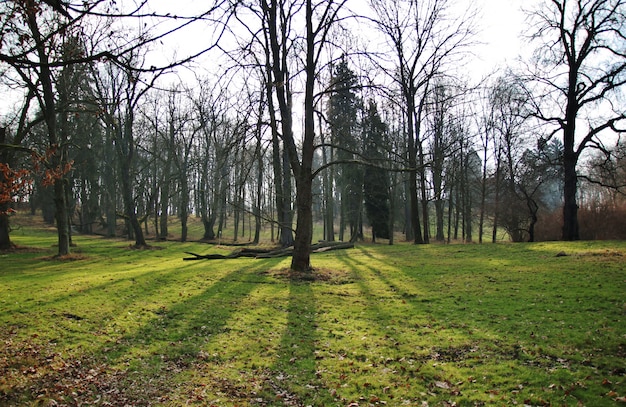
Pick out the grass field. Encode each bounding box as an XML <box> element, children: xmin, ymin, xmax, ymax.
<box><xmin>1</xmin><ymin>216</ymin><xmax>625</xmax><ymax>406</ymax></box>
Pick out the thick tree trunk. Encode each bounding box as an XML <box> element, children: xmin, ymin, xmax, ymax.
<box><xmin>289</xmin><ymin>0</ymin><xmax>316</xmax><ymax>272</ymax></box>
<box><xmin>562</xmin><ymin>69</ymin><xmax>579</xmax><ymax>241</ymax></box>
<box><xmin>492</xmin><ymin>152</ymin><xmax>502</xmax><ymax>243</ymax></box>
<box><xmin>120</xmin><ymin>167</ymin><xmax>146</xmax><ymax>247</ymax></box>
<box><xmin>478</xmin><ymin>139</ymin><xmax>488</xmax><ymax>244</ymax></box>
<box><xmin>0</xmin><ymin>211</ymin><xmax>11</xmax><ymax>250</ymax></box>
<box><xmin>291</xmin><ymin>172</ymin><xmax>313</xmax><ymax>271</ymax></box>
<box><xmin>417</xmin><ymin>130</ymin><xmax>429</xmax><ymax>243</ymax></box>
<box><xmin>54</xmin><ymin>179</ymin><xmax>71</xmax><ymax>254</ymax></box>
<box><xmin>562</xmin><ymin>154</ymin><xmax>579</xmax><ymax>240</ymax></box>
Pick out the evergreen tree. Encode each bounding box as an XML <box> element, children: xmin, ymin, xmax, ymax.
<box><xmin>327</xmin><ymin>58</ymin><xmax>362</xmax><ymax>241</ymax></box>
<box><xmin>363</xmin><ymin>101</ymin><xmax>390</xmax><ymax>241</ymax></box>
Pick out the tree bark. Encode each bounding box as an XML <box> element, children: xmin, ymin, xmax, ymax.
<box><xmin>289</xmin><ymin>0</ymin><xmax>317</xmax><ymax>272</ymax></box>
<box><xmin>406</xmin><ymin>97</ymin><xmax>423</xmax><ymax>244</ymax></box>
<box><xmin>0</xmin><ymin>127</ymin><xmax>13</xmax><ymax>250</ymax></box>
<box><xmin>562</xmin><ymin>69</ymin><xmax>579</xmax><ymax>240</ymax></box>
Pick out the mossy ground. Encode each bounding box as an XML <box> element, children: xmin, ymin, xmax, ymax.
<box><xmin>1</xmin><ymin>216</ymin><xmax>624</xmax><ymax>406</ymax></box>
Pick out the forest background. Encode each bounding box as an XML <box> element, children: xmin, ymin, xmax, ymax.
<box><xmin>1</xmin><ymin>0</ymin><xmax>625</xmax><ymax>271</ymax></box>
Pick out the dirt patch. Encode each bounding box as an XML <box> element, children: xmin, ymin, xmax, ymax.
<box><xmin>0</xmin><ymin>245</ymin><xmax>48</xmax><ymax>254</ymax></box>
<box><xmin>124</xmin><ymin>244</ymin><xmax>164</xmax><ymax>251</ymax></box>
<box><xmin>579</xmin><ymin>250</ymin><xmax>624</xmax><ymax>257</ymax></box>
<box><xmin>37</xmin><ymin>253</ymin><xmax>89</xmax><ymax>261</ymax></box>
<box><xmin>268</xmin><ymin>267</ymin><xmax>355</xmax><ymax>284</ymax></box>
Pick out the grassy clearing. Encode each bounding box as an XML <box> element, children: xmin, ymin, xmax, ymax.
<box><xmin>1</xmin><ymin>220</ymin><xmax>625</xmax><ymax>406</ymax></box>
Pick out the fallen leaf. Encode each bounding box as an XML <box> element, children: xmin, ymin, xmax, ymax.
<box><xmin>435</xmin><ymin>381</ymin><xmax>450</xmax><ymax>389</ymax></box>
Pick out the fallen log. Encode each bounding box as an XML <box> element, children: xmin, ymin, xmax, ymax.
<box><xmin>182</xmin><ymin>241</ymin><xmax>354</xmax><ymax>261</ymax></box>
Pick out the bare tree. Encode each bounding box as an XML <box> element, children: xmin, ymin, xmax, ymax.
<box><xmin>527</xmin><ymin>0</ymin><xmax>626</xmax><ymax>240</ymax></box>
<box><xmin>370</xmin><ymin>0</ymin><xmax>476</xmax><ymax>244</ymax></box>
<box><xmin>1</xmin><ymin>0</ymin><xmax>75</xmax><ymax>255</ymax></box>
<box><xmin>262</xmin><ymin>0</ymin><xmax>349</xmax><ymax>271</ymax></box>
<box><xmin>491</xmin><ymin>76</ymin><xmax>532</xmax><ymax>242</ymax></box>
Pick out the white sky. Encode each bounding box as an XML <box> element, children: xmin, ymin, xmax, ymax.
<box><xmin>0</xmin><ymin>0</ymin><xmax>534</xmax><ymax>118</ymax></box>
<box><xmin>467</xmin><ymin>0</ymin><xmax>531</xmax><ymax>77</ymax></box>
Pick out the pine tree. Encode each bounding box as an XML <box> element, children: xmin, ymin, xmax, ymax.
<box><xmin>363</xmin><ymin>101</ymin><xmax>390</xmax><ymax>241</ymax></box>
<box><xmin>327</xmin><ymin>58</ymin><xmax>362</xmax><ymax>241</ymax></box>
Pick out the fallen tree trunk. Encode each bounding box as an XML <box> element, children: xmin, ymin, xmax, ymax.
<box><xmin>183</xmin><ymin>241</ymin><xmax>354</xmax><ymax>261</ymax></box>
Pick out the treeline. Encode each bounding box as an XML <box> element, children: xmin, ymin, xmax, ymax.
<box><xmin>1</xmin><ymin>0</ymin><xmax>625</xmax><ymax>264</ymax></box>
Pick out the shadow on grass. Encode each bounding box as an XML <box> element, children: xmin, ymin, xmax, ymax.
<box><xmin>0</xmin><ymin>258</ymin><xmax>286</xmax><ymax>406</ymax></box>
<box><xmin>336</xmin><ymin>245</ymin><xmax>626</xmax><ymax>406</ymax></box>
<box><xmin>256</xmin><ymin>279</ymin><xmax>323</xmax><ymax>405</ymax></box>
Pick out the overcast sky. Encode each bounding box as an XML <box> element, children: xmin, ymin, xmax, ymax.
<box><xmin>0</xmin><ymin>0</ymin><xmax>534</xmax><ymax>117</ymax></box>
<box><xmin>468</xmin><ymin>0</ymin><xmax>531</xmax><ymax>76</ymax></box>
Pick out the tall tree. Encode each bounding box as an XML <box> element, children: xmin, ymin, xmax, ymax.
<box><xmin>490</xmin><ymin>77</ymin><xmax>531</xmax><ymax>242</ymax></box>
<box><xmin>363</xmin><ymin>100</ymin><xmax>390</xmax><ymax>242</ymax></box>
<box><xmin>527</xmin><ymin>0</ymin><xmax>626</xmax><ymax>240</ymax></box>
<box><xmin>327</xmin><ymin>59</ymin><xmax>362</xmax><ymax>242</ymax></box>
<box><xmin>371</xmin><ymin>0</ymin><xmax>476</xmax><ymax>244</ymax></box>
<box><xmin>1</xmin><ymin>0</ymin><xmax>74</xmax><ymax>255</ymax></box>
<box><xmin>263</xmin><ymin>0</ymin><xmax>349</xmax><ymax>271</ymax></box>
<box><xmin>427</xmin><ymin>82</ymin><xmax>456</xmax><ymax>242</ymax></box>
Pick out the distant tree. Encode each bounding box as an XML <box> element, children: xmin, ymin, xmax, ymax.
<box><xmin>328</xmin><ymin>59</ymin><xmax>362</xmax><ymax>242</ymax></box>
<box><xmin>527</xmin><ymin>0</ymin><xmax>626</xmax><ymax>241</ymax></box>
<box><xmin>371</xmin><ymin>0</ymin><xmax>477</xmax><ymax>244</ymax></box>
<box><xmin>363</xmin><ymin>100</ymin><xmax>390</xmax><ymax>242</ymax></box>
<box><xmin>518</xmin><ymin>140</ymin><xmax>563</xmax><ymax>242</ymax></box>
<box><xmin>489</xmin><ymin>77</ymin><xmax>531</xmax><ymax>242</ymax></box>
<box><xmin>427</xmin><ymin>82</ymin><xmax>458</xmax><ymax>242</ymax></box>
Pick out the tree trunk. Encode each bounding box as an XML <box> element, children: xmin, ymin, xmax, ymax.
<box><xmin>562</xmin><ymin>73</ymin><xmax>579</xmax><ymax>240</ymax></box>
<box><xmin>253</xmin><ymin>117</ymin><xmax>263</xmax><ymax>244</ymax></box>
<box><xmin>159</xmin><ymin>120</ymin><xmax>174</xmax><ymax>240</ymax></box>
<box><xmin>280</xmin><ymin>148</ymin><xmax>294</xmax><ymax>246</ymax></box>
<box><xmin>416</xmin><ymin>98</ymin><xmax>429</xmax><ymax>243</ymax></box>
<box><xmin>27</xmin><ymin>7</ymin><xmax>70</xmax><ymax>256</ymax></box>
<box><xmin>478</xmin><ymin>136</ymin><xmax>488</xmax><ymax>244</ymax></box>
<box><xmin>291</xmin><ymin>171</ymin><xmax>314</xmax><ymax>271</ymax></box>
<box><xmin>104</xmin><ymin>127</ymin><xmax>117</xmax><ymax>237</ymax></box>
<box><xmin>492</xmin><ymin>149</ymin><xmax>502</xmax><ymax>243</ymax></box>
<box><xmin>180</xmin><ymin>167</ymin><xmax>189</xmax><ymax>242</ymax></box>
<box><xmin>406</xmin><ymin>98</ymin><xmax>423</xmax><ymax>244</ymax></box>
<box><xmin>117</xmin><ymin>116</ymin><xmax>146</xmax><ymax>248</ymax></box>
<box><xmin>0</xmin><ymin>210</ymin><xmax>11</xmax><ymax>250</ymax></box>
<box><xmin>321</xmin><ymin>130</ymin><xmax>335</xmax><ymax>242</ymax></box>
<box><xmin>289</xmin><ymin>0</ymin><xmax>316</xmax><ymax>272</ymax></box>
<box><xmin>0</xmin><ymin>128</ymin><xmax>13</xmax><ymax>250</ymax></box>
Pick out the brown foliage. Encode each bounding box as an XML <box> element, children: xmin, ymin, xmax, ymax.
<box><xmin>535</xmin><ymin>204</ymin><xmax>626</xmax><ymax>241</ymax></box>
<box><xmin>578</xmin><ymin>203</ymin><xmax>626</xmax><ymax>240</ymax></box>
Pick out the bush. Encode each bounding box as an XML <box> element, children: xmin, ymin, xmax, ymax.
<box><xmin>535</xmin><ymin>203</ymin><xmax>626</xmax><ymax>241</ymax></box>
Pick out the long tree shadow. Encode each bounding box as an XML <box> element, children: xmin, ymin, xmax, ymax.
<box><xmin>0</xmin><ymin>258</ymin><xmax>285</xmax><ymax>406</ymax></box>
<box><xmin>258</xmin><ymin>277</ymin><xmax>322</xmax><ymax>406</ymax></box>
<box><xmin>333</xmin><ymin>245</ymin><xmax>626</xmax><ymax>405</ymax></box>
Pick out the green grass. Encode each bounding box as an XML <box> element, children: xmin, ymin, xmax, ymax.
<box><xmin>1</xmin><ymin>220</ymin><xmax>625</xmax><ymax>406</ymax></box>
